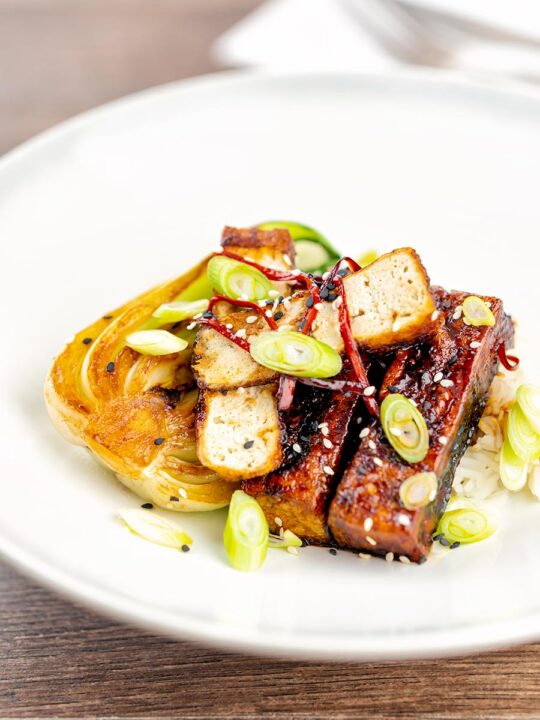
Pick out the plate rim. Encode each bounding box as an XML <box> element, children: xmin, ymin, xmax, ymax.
<box><xmin>2</xmin><ymin>66</ymin><xmax>540</xmax><ymax>660</ymax></box>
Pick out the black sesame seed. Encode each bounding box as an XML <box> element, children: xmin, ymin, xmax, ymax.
<box><xmin>306</xmin><ymin>296</ymin><xmax>314</xmax><ymax>308</ymax></box>
<box><xmin>439</xmin><ymin>536</ymin><xmax>450</xmax><ymax>547</ymax></box>
<box><xmin>326</xmin><ymin>281</ymin><xmax>336</xmax><ymax>291</ymax></box>
<box><xmin>170</xmin><ymin>496</ymin><xmax>179</xmax><ymax>502</ymax></box>
<box><xmin>299</xmin><ymin>435</ymin><xmax>310</xmax><ymax>443</ymax></box>
<box><xmin>418</xmin><ymin>556</ymin><xmax>427</xmax><ymax>565</ymax></box>
<box><xmin>106</xmin><ymin>361</ymin><xmax>115</xmax><ymax>373</ymax></box>
<box><xmin>243</xmin><ymin>440</ymin><xmax>254</xmax><ymax>449</ymax></box>
<box><xmin>432</xmin><ymin>533</ymin><xmax>443</xmax><ymax>541</ymax></box>
<box><xmin>202</xmin><ymin>310</ymin><xmax>214</xmax><ymax>319</ymax></box>
<box><xmin>299</xmin><ymin>318</ymin><xmax>307</xmax><ymax>331</ymax></box>
<box><xmin>278</xmin><ymin>295</ymin><xmax>284</xmax><ymax>304</ymax></box>
<box><xmin>448</xmin><ymin>353</ymin><xmax>459</xmax><ymax>365</ymax></box>
<box><xmin>310</xmin><ymin>421</ymin><xmax>319</xmax><ymax>433</ymax></box>
<box><xmin>319</xmin><ymin>287</ymin><xmax>329</xmax><ymax>300</ymax></box>
<box><xmin>273</xmin><ymin>311</ymin><xmax>284</xmax><ymax>321</ymax></box>
<box><xmin>103</xmin><ymin>315</ymin><xmax>113</xmax><ymax>320</ymax></box>
<box><xmin>141</xmin><ymin>502</ymin><xmax>153</xmax><ymax>510</ymax></box>
<box><xmin>326</xmin><ymin>292</ymin><xmax>337</xmax><ymax>302</ymax></box>
<box><xmin>450</xmin><ymin>541</ymin><xmax>460</xmax><ymax>550</ymax></box>
<box><xmin>266</xmin><ymin>299</ymin><xmax>274</xmax><ymax>306</ymax></box>
<box><xmin>154</xmin><ymin>437</ymin><xmax>165</xmax><ymax>446</ymax></box>
<box><xmin>82</xmin><ymin>337</ymin><xmax>92</xmax><ymax>345</ymax></box>
<box><xmin>181</xmin><ymin>544</ymin><xmax>190</xmax><ymax>553</ymax></box>
<box><xmin>337</xmin><ymin>269</ymin><xmax>348</xmax><ymax>277</ymax></box>
<box><xmin>329</xmin><ymin>548</ymin><xmax>337</xmax><ymax>556</ymax></box>
<box><xmin>387</xmin><ymin>385</ymin><xmax>399</xmax><ymax>393</ymax></box>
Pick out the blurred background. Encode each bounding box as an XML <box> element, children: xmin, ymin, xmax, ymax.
<box><xmin>3</xmin><ymin>0</ymin><xmax>540</xmax><ymax>156</ymax></box>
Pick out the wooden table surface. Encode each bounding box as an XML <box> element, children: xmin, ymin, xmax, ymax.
<box><xmin>1</xmin><ymin>2</ymin><xmax>540</xmax><ymax>718</ymax></box>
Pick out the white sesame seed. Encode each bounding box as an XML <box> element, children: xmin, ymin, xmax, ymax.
<box><xmin>359</xmin><ymin>553</ymin><xmax>371</xmax><ymax>560</ymax></box>
<box><xmin>368</xmin><ymin>440</ymin><xmax>376</xmax><ymax>450</ymax></box>
<box><xmin>240</xmin><ymin>293</ymin><xmax>249</xmax><ymax>301</ymax></box>
<box><xmin>258</xmin><ymin>300</ymin><xmax>267</xmax><ymax>307</ymax></box>
<box><xmin>235</xmin><ymin>328</ymin><xmax>247</xmax><ymax>339</ymax></box>
<box><xmin>314</xmin><ymin>302</ymin><xmax>324</xmax><ymax>311</ymax></box>
<box><xmin>333</xmin><ymin>296</ymin><xmax>343</xmax><ymax>309</ymax></box>
<box><xmin>178</xmin><ymin>488</ymin><xmax>188</xmax><ymax>499</ymax></box>
<box><xmin>320</xmin><ymin>426</ymin><xmax>329</xmax><ymax>437</ymax></box>
<box><xmin>283</xmin><ymin>253</ymin><xmax>292</xmax><ymax>267</ymax></box>
<box><xmin>186</xmin><ymin>322</ymin><xmax>196</xmax><ymax>330</ymax></box>
<box><xmin>363</xmin><ymin>385</ymin><xmax>376</xmax><ymax>397</ymax></box>
<box><xmin>366</xmin><ymin>536</ymin><xmax>377</xmax><ymax>546</ymax></box>
<box><xmin>470</xmin><ymin>341</ymin><xmax>481</xmax><ymax>349</ymax></box>
<box><xmin>246</xmin><ymin>315</ymin><xmax>257</xmax><ymax>324</ymax></box>
<box><xmin>360</xmin><ymin>428</ymin><xmax>370</xmax><ymax>438</ymax></box>
<box><xmin>323</xmin><ymin>438</ymin><xmax>333</xmax><ymax>449</ymax></box>
<box><xmin>373</xmin><ymin>457</ymin><xmax>383</xmax><ymax>467</ymax></box>
<box><xmin>193</xmin><ymin>313</ymin><xmax>203</xmax><ymax>319</ymax></box>
<box><xmin>283</xmin><ymin>298</ymin><xmax>292</xmax><ymax>310</ymax></box>
<box><xmin>364</xmin><ymin>517</ymin><xmax>373</xmax><ymax>532</ymax></box>
<box><xmin>215</xmin><ymin>247</ymin><xmax>224</xmax><ymax>254</ymax></box>
<box><xmin>399</xmin><ymin>555</ymin><xmax>410</xmax><ymax>564</ymax></box>
<box><xmin>292</xmin><ymin>443</ymin><xmax>302</xmax><ymax>453</ymax></box>
<box><xmin>287</xmin><ymin>546</ymin><xmax>299</xmax><ymax>556</ymax></box>
<box><xmin>318</xmin><ymin>422</ymin><xmax>329</xmax><ymax>428</ymax></box>
<box><xmin>433</xmin><ymin>371</ymin><xmax>443</xmax><ymax>383</ymax></box>
<box><xmin>389</xmin><ymin>426</ymin><xmax>401</xmax><ymax>437</ymax></box>
<box><xmin>274</xmin><ymin>516</ymin><xmax>283</xmax><ymax>527</ymax></box>
<box><xmin>440</xmin><ymin>379</ymin><xmax>454</xmax><ymax>388</ymax></box>
<box><xmin>226</xmin><ymin>323</ymin><xmax>234</xmax><ymax>330</ymax></box>
<box><xmin>322</xmin><ymin>272</ymin><xmax>331</xmax><ymax>280</ymax></box>
<box><xmin>272</xmin><ymin>298</ymin><xmax>279</xmax><ymax>312</ymax></box>
<box><xmin>438</xmin><ymin>436</ymin><xmax>448</xmax><ymax>446</ymax></box>
<box><xmin>428</xmin><ymin>489</ymin><xmax>437</xmax><ymax>502</ymax></box>
<box><xmin>279</xmin><ymin>527</ymin><xmax>285</xmax><ymax>538</ymax></box>
<box><xmin>265</xmin><ymin>310</ymin><xmax>272</xmax><ymax>318</ymax></box>
<box><xmin>453</xmin><ymin>306</ymin><xmax>463</xmax><ymax>320</ymax></box>
<box><xmin>292</xmin><ymin>269</ymin><xmax>301</xmax><ymax>276</ymax></box>
<box><xmin>268</xmin><ymin>290</ymin><xmax>279</xmax><ymax>298</ymax></box>
<box><xmin>431</xmin><ymin>310</ymin><xmax>440</xmax><ymax>321</ymax></box>
<box><xmin>385</xmin><ymin>552</ymin><xmax>394</xmax><ymax>562</ymax></box>
<box><xmin>396</xmin><ymin>513</ymin><xmax>410</xmax><ymax>526</ymax></box>
<box><xmin>323</xmin><ymin>465</ymin><xmax>334</xmax><ymax>476</ymax></box>
<box><xmin>392</xmin><ymin>319</ymin><xmax>402</xmax><ymax>332</ymax></box>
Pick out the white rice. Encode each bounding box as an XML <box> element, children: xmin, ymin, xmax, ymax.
<box><xmin>452</xmin><ymin>355</ymin><xmax>540</xmax><ymax>501</ymax></box>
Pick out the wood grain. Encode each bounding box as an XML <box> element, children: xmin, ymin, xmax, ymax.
<box><xmin>1</xmin><ymin>1</ymin><xmax>540</xmax><ymax>718</ymax></box>
<box><xmin>2</xmin><ymin>559</ymin><xmax>540</xmax><ymax>720</ymax></box>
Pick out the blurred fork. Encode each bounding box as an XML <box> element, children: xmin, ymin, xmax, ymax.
<box><xmin>341</xmin><ymin>0</ymin><xmax>540</xmax><ymax>84</ymax></box>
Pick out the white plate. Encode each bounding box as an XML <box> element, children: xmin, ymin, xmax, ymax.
<box><xmin>1</xmin><ymin>70</ymin><xmax>540</xmax><ymax>660</ymax></box>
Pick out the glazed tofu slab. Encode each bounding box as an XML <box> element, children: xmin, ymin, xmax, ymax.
<box><xmin>242</xmin><ymin>371</ymin><xmax>362</xmax><ymax>543</ymax></box>
<box><xmin>328</xmin><ymin>288</ymin><xmax>513</xmax><ymax>562</ymax></box>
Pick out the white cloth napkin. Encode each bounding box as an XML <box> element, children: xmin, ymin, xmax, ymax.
<box><xmin>213</xmin><ymin>0</ymin><xmax>540</xmax><ymax>73</ymax></box>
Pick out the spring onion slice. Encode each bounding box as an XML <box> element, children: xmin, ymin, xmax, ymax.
<box><xmin>516</xmin><ymin>384</ymin><xmax>540</xmax><ymax>435</ymax></box>
<box><xmin>119</xmin><ymin>509</ymin><xmax>192</xmax><ymax>549</ymax></box>
<box><xmin>207</xmin><ymin>255</ymin><xmax>274</xmax><ymax>301</ymax></box>
<box><xmin>268</xmin><ymin>529</ymin><xmax>303</xmax><ymax>549</ymax></box>
<box><xmin>125</xmin><ymin>329</ymin><xmax>188</xmax><ymax>356</ymax></box>
<box><xmin>250</xmin><ymin>330</ymin><xmax>343</xmax><ymax>379</ymax></box>
<box><xmin>381</xmin><ymin>394</ymin><xmax>429</xmax><ymax>463</ymax></box>
<box><xmin>462</xmin><ymin>296</ymin><xmax>496</xmax><ymax>327</ymax></box>
<box><xmin>436</xmin><ymin>508</ymin><xmax>494</xmax><ymax>545</ymax></box>
<box><xmin>500</xmin><ymin>439</ymin><xmax>529</xmax><ymax>491</ymax></box>
<box><xmin>257</xmin><ymin>220</ymin><xmax>340</xmax><ymax>273</ymax></box>
<box><xmin>357</xmin><ymin>249</ymin><xmax>379</xmax><ymax>267</ymax></box>
<box><xmin>152</xmin><ymin>299</ymin><xmax>209</xmax><ymax>323</ymax></box>
<box><xmin>506</xmin><ymin>403</ymin><xmax>540</xmax><ymax>461</ymax></box>
<box><xmin>224</xmin><ymin>490</ymin><xmax>268</xmax><ymax>571</ymax></box>
<box><xmin>399</xmin><ymin>472</ymin><xmax>437</xmax><ymax>510</ymax></box>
